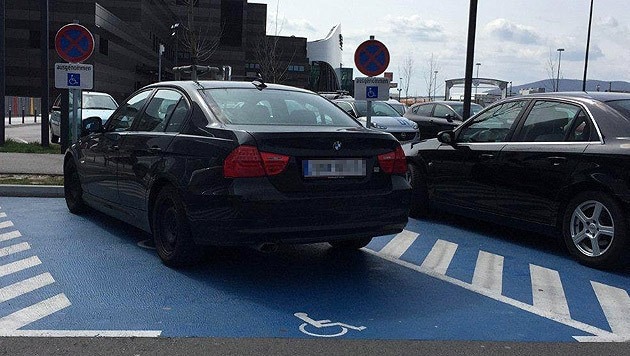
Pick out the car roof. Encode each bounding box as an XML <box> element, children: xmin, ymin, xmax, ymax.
<box><xmin>145</xmin><ymin>80</ymin><xmax>315</xmax><ymax>94</ymax></box>
<box><xmin>521</xmin><ymin>91</ymin><xmax>630</xmax><ymax>102</ymax></box>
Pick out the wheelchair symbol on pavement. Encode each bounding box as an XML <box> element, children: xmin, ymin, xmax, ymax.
<box><xmin>294</xmin><ymin>312</ymin><xmax>366</xmax><ymax>338</ymax></box>
<box><xmin>366</xmin><ymin>86</ymin><xmax>378</xmax><ymax>99</ymax></box>
<box><xmin>67</xmin><ymin>73</ymin><xmax>80</xmax><ymax>87</ymax></box>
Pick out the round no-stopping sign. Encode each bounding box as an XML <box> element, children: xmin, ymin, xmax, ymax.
<box><xmin>354</xmin><ymin>39</ymin><xmax>390</xmax><ymax>77</ymax></box>
<box><xmin>55</xmin><ymin>23</ymin><xmax>94</xmax><ymax>63</ymax></box>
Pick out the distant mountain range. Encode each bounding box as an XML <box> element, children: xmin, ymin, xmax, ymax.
<box><xmin>488</xmin><ymin>79</ymin><xmax>630</xmax><ymax>95</ymax></box>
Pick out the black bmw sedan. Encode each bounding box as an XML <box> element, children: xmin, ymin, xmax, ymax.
<box><xmin>64</xmin><ymin>81</ymin><xmax>411</xmax><ymax>266</ymax></box>
<box><xmin>405</xmin><ymin>92</ymin><xmax>630</xmax><ymax>269</ymax></box>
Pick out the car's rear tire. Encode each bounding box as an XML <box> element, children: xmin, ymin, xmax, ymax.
<box><xmin>406</xmin><ymin>163</ymin><xmax>430</xmax><ymax>218</ymax></box>
<box><xmin>562</xmin><ymin>191</ymin><xmax>629</xmax><ymax>269</ymax></box>
<box><xmin>328</xmin><ymin>237</ymin><xmax>372</xmax><ymax>250</ymax></box>
<box><xmin>64</xmin><ymin>160</ymin><xmax>87</xmax><ymax>214</ymax></box>
<box><xmin>152</xmin><ymin>186</ymin><xmax>201</xmax><ymax>267</ymax></box>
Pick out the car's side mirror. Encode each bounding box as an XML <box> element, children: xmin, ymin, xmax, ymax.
<box><xmin>444</xmin><ymin>114</ymin><xmax>455</xmax><ymax>123</ymax></box>
<box><xmin>437</xmin><ymin>130</ymin><xmax>455</xmax><ymax>145</ymax></box>
<box><xmin>82</xmin><ymin>116</ymin><xmax>103</xmax><ymax>136</ymax></box>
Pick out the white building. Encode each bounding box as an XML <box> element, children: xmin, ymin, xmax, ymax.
<box><xmin>307</xmin><ymin>24</ymin><xmax>344</xmax><ymax>89</ymax></box>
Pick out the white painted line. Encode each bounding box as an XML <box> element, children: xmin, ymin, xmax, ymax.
<box><xmin>0</xmin><ymin>329</ymin><xmax>162</xmax><ymax>337</ymax></box>
<box><xmin>379</xmin><ymin>230</ymin><xmax>418</xmax><ymax>259</ymax></box>
<box><xmin>0</xmin><ymin>293</ymin><xmax>71</xmax><ymax>331</ymax></box>
<box><xmin>0</xmin><ymin>213</ymin><xmax>6</xmax><ymax>218</ymax></box>
<box><xmin>0</xmin><ymin>273</ymin><xmax>55</xmax><ymax>304</ymax></box>
<box><xmin>364</xmin><ymin>248</ymin><xmax>620</xmax><ymax>341</ymax></box>
<box><xmin>591</xmin><ymin>281</ymin><xmax>630</xmax><ymax>337</ymax></box>
<box><xmin>530</xmin><ymin>264</ymin><xmax>571</xmax><ymax>318</ymax></box>
<box><xmin>0</xmin><ymin>256</ymin><xmax>41</xmax><ymax>278</ymax></box>
<box><xmin>472</xmin><ymin>250</ymin><xmax>504</xmax><ymax>294</ymax></box>
<box><xmin>0</xmin><ymin>242</ymin><xmax>31</xmax><ymax>258</ymax></box>
<box><xmin>420</xmin><ymin>239</ymin><xmax>457</xmax><ymax>275</ymax></box>
<box><xmin>0</xmin><ymin>221</ymin><xmax>14</xmax><ymax>230</ymax></box>
<box><xmin>0</xmin><ymin>231</ymin><xmax>21</xmax><ymax>242</ymax></box>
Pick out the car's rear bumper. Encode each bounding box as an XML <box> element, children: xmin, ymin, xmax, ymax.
<box><xmin>183</xmin><ymin>177</ymin><xmax>411</xmax><ymax>246</ymax></box>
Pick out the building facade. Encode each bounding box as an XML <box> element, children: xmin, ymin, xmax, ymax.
<box><xmin>3</xmin><ymin>0</ymin><xmax>310</xmax><ymax>104</ymax></box>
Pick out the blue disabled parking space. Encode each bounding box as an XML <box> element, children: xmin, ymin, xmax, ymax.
<box><xmin>0</xmin><ymin>197</ymin><xmax>608</xmax><ymax>341</ymax></box>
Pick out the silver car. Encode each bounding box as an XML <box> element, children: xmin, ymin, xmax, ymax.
<box><xmin>333</xmin><ymin>98</ymin><xmax>419</xmax><ymax>142</ymax></box>
<box><xmin>49</xmin><ymin>91</ymin><xmax>118</xmax><ymax>143</ymax></box>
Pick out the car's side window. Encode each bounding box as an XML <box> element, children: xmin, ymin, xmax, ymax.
<box><xmin>414</xmin><ymin>104</ymin><xmax>433</xmax><ymax>116</ymax></box>
<box><xmin>135</xmin><ymin>89</ymin><xmax>184</xmax><ymax>132</ymax></box>
<box><xmin>106</xmin><ymin>90</ymin><xmax>152</xmax><ymax>132</ymax></box>
<box><xmin>513</xmin><ymin>101</ymin><xmax>581</xmax><ymax>142</ymax></box>
<box><xmin>164</xmin><ymin>99</ymin><xmax>190</xmax><ymax>133</ymax></box>
<box><xmin>459</xmin><ymin>100</ymin><xmax>526</xmax><ymax>142</ymax></box>
<box><xmin>433</xmin><ymin>104</ymin><xmax>455</xmax><ymax>119</ymax></box>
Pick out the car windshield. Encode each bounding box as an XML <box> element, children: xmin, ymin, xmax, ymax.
<box><xmin>449</xmin><ymin>103</ymin><xmax>483</xmax><ymax>118</ymax></box>
<box><xmin>202</xmin><ymin>88</ymin><xmax>361</xmax><ymax>126</ymax></box>
<box><xmin>605</xmin><ymin>99</ymin><xmax>630</xmax><ymax>118</ymax></box>
<box><xmin>353</xmin><ymin>101</ymin><xmax>401</xmax><ymax>117</ymax></box>
<box><xmin>82</xmin><ymin>94</ymin><xmax>118</xmax><ymax>110</ymax></box>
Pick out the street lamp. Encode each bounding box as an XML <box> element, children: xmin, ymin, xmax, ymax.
<box><xmin>582</xmin><ymin>0</ymin><xmax>594</xmax><ymax>91</ymax></box>
<box><xmin>433</xmin><ymin>71</ymin><xmax>438</xmax><ymax>101</ymax></box>
<box><xmin>398</xmin><ymin>77</ymin><xmax>403</xmax><ymax>101</ymax></box>
<box><xmin>556</xmin><ymin>48</ymin><xmax>565</xmax><ymax>92</ymax></box>
<box><xmin>475</xmin><ymin>62</ymin><xmax>481</xmax><ymax>97</ymax></box>
<box><xmin>171</xmin><ymin>23</ymin><xmax>180</xmax><ymax>67</ymax></box>
<box><xmin>158</xmin><ymin>43</ymin><xmax>164</xmax><ymax>82</ymax></box>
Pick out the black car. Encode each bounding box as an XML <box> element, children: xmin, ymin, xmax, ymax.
<box><xmin>404</xmin><ymin>92</ymin><xmax>630</xmax><ymax>269</ymax></box>
<box><xmin>404</xmin><ymin>101</ymin><xmax>483</xmax><ymax>139</ymax></box>
<box><xmin>64</xmin><ymin>81</ymin><xmax>411</xmax><ymax>266</ymax></box>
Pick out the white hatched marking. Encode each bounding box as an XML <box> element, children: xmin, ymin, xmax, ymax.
<box><xmin>0</xmin><ymin>256</ymin><xmax>41</xmax><ymax>278</ymax></box>
<box><xmin>591</xmin><ymin>281</ymin><xmax>630</xmax><ymax>336</ymax></box>
<box><xmin>0</xmin><ymin>213</ymin><xmax>6</xmax><ymax>218</ymax></box>
<box><xmin>420</xmin><ymin>239</ymin><xmax>458</xmax><ymax>275</ymax></box>
<box><xmin>472</xmin><ymin>250</ymin><xmax>504</xmax><ymax>294</ymax></box>
<box><xmin>530</xmin><ymin>264</ymin><xmax>570</xmax><ymax>318</ymax></box>
<box><xmin>0</xmin><ymin>329</ymin><xmax>162</xmax><ymax>337</ymax></box>
<box><xmin>0</xmin><ymin>242</ymin><xmax>30</xmax><ymax>258</ymax></box>
<box><xmin>0</xmin><ymin>293</ymin><xmax>70</xmax><ymax>331</ymax></box>
<box><xmin>0</xmin><ymin>231</ymin><xmax>21</xmax><ymax>242</ymax></box>
<box><xmin>0</xmin><ymin>273</ymin><xmax>55</xmax><ymax>304</ymax></box>
<box><xmin>379</xmin><ymin>230</ymin><xmax>419</xmax><ymax>259</ymax></box>
<box><xmin>0</xmin><ymin>221</ymin><xmax>14</xmax><ymax>230</ymax></box>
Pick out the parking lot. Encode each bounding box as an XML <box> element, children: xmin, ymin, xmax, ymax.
<box><xmin>1</xmin><ymin>197</ymin><xmax>628</xmax><ymax>342</ymax></box>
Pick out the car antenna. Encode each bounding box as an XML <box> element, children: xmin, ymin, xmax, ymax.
<box><xmin>252</xmin><ymin>73</ymin><xmax>267</xmax><ymax>91</ymax></box>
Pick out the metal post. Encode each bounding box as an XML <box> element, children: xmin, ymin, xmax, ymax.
<box><xmin>0</xmin><ymin>0</ymin><xmax>5</xmax><ymax>146</ymax></box>
<box><xmin>60</xmin><ymin>90</ymin><xmax>69</xmax><ymax>152</ymax></box>
<box><xmin>582</xmin><ymin>0</ymin><xmax>594</xmax><ymax>91</ymax></box>
<box><xmin>366</xmin><ymin>100</ymin><xmax>372</xmax><ymax>129</ymax></box>
<box><xmin>433</xmin><ymin>71</ymin><xmax>438</xmax><ymax>101</ymax></box>
<box><xmin>35</xmin><ymin>109</ymin><xmax>37</xmax><ymax>122</ymax></box>
<box><xmin>40</xmin><ymin>0</ymin><xmax>50</xmax><ymax>147</ymax></box>
<box><xmin>556</xmin><ymin>48</ymin><xmax>565</xmax><ymax>92</ymax></box>
<box><xmin>21</xmin><ymin>106</ymin><xmax>24</xmax><ymax>123</ymax></box>
<box><xmin>462</xmin><ymin>0</ymin><xmax>478</xmax><ymax>120</ymax></box>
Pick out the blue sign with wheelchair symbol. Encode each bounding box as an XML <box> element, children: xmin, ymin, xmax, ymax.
<box><xmin>366</xmin><ymin>86</ymin><xmax>378</xmax><ymax>99</ymax></box>
<box><xmin>67</xmin><ymin>73</ymin><xmax>80</xmax><ymax>87</ymax></box>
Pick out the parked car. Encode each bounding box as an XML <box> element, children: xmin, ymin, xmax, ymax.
<box><xmin>49</xmin><ymin>91</ymin><xmax>118</xmax><ymax>143</ymax></box>
<box><xmin>332</xmin><ymin>98</ymin><xmax>419</xmax><ymax>143</ymax></box>
<box><xmin>387</xmin><ymin>99</ymin><xmax>407</xmax><ymax>115</ymax></box>
<box><xmin>404</xmin><ymin>92</ymin><xmax>630</xmax><ymax>269</ymax></box>
<box><xmin>64</xmin><ymin>81</ymin><xmax>411</xmax><ymax>266</ymax></box>
<box><xmin>404</xmin><ymin>101</ymin><xmax>483</xmax><ymax>139</ymax></box>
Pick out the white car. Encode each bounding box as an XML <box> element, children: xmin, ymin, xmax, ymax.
<box><xmin>49</xmin><ymin>91</ymin><xmax>118</xmax><ymax>143</ymax></box>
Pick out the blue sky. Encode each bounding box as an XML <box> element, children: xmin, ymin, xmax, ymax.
<box><xmin>251</xmin><ymin>0</ymin><xmax>630</xmax><ymax>96</ymax></box>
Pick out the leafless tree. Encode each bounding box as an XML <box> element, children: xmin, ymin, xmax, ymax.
<box><xmin>398</xmin><ymin>54</ymin><xmax>414</xmax><ymax>101</ymax></box>
<box><xmin>545</xmin><ymin>49</ymin><xmax>561</xmax><ymax>92</ymax></box>
<box><xmin>424</xmin><ymin>53</ymin><xmax>441</xmax><ymax>100</ymax></box>
<box><xmin>175</xmin><ymin>0</ymin><xmax>223</xmax><ymax>65</ymax></box>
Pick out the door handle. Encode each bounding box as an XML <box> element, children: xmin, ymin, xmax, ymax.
<box><xmin>148</xmin><ymin>146</ymin><xmax>162</xmax><ymax>154</ymax></box>
<box><xmin>480</xmin><ymin>153</ymin><xmax>495</xmax><ymax>159</ymax></box>
<box><xmin>108</xmin><ymin>145</ymin><xmax>119</xmax><ymax>151</ymax></box>
<box><xmin>547</xmin><ymin>156</ymin><xmax>567</xmax><ymax>166</ymax></box>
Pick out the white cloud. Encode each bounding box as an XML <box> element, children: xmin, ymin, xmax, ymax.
<box><xmin>484</xmin><ymin>18</ymin><xmax>542</xmax><ymax>45</ymax></box>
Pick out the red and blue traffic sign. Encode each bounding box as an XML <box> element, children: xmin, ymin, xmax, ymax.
<box><xmin>55</xmin><ymin>23</ymin><xmax>94</xmax><ymax>63</ymax></box>
<box><xmin>354</xmin><ymin>39</ymin><xmax>390</xmax><ymax>77</ymax></box>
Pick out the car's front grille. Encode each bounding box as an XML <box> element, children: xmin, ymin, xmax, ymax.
<box><xmin>391</xmin><ymin>131</ymin><xmax>418</xmax><ymax>142</ymax></box>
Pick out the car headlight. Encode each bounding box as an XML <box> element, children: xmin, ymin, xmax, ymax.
<box><xmin>370</xmin><ymin>122</ymin><xmax>388</xmax><ymax>130</ymax></box>
<box><xmin>411</xmin><ymin>122</ymin><xmax>418</xmax><ymax>130</ymax></box>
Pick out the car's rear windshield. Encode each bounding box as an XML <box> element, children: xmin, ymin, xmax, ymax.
<box><xmin>82</xmin><ymin>94</ymin><xmax>118</xmax><ymax>110</ymax></box>
<box><xmin>605</xmin><ymin>99</ymin><xmax>630</xmax><ymax>118</ymax></box>
<box><xmin>450</xmin><ymin>103</ymin><xmax>483</xmax><ymax>117</ymax></box>
<box><xmin>353</xmin><ymin>101</ymin><xmax>401</xmax><ymax>117</ymax></box>
<box><xmin>202</xmin><ymin>88</ymin><xmax>361</xmax><ymax>127</ymax></box>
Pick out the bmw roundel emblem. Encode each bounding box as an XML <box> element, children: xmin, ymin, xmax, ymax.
<box><xmin>333</xmin><ymin>141</ymin><xmax>342</xmax><ymax>151</ymax></box>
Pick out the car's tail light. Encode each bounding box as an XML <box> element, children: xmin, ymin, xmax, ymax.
<box><xmin>224</xmin><ymin>145</ymin><xmax>290</xmax><ymax>178</ymax></box>
<box><xmin>377</xmin><ymin>145</ymin><xmax>407</xmax><ymax>174</ymax></box>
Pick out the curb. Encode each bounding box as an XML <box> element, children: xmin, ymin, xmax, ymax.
<box><xmin>0</xmin><ymin>185</ymin><xmax>64</xmax><ymax>198</ymax></box>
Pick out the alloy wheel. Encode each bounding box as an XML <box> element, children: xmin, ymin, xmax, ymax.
<box><xmin>570</xmin><ymin>200</ymin><xmax>615</xmax><ymax>257</ymax></box>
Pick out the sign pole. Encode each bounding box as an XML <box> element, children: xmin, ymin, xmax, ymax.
<box><xmin>40</xmin><ymin>0</ymin><xmax>50</xmax><ymax>147</ymax></box>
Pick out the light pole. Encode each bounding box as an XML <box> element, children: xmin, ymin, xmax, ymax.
<box><xmin>582</xmin><ymin>0</ymin><xmax>594</xmax><ymax>91</ymax></box>
<box><xmin>474</xmin><ymin>62</ymin><xmax>481</xmax><ymax>97</ymax></box>
<box><xmin>171</xmin><ymin>23</ymin><xmax>179</xmax><ymax>68</ymax></box>
<box><xmin>399</xmin><ymin>77</ymin><xmax>403</xmax><ymax>101</ymax></box>
<box><xmin>433</xmin><ymin>71</ymin><xmax>438</xmax><ymax>101</ymax></box>
<box><xmin>556</xmin><ymin>48</ymin><xmax>565</xmax><ymax>92</ymax></box>
<box><xmin>158</xmin><ymin>43</ymin><xmax>164</xmax><ymax>82</ymax></box>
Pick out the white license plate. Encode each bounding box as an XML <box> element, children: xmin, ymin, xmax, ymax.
<box><xmin>302</xmin><ymin>159</ymin><xmax>366</xmax><ymax>178</ymax></box>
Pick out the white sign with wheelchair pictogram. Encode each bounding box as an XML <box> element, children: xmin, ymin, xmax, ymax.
<box><xmin>294</xmin><ymin>312</ymin><xmax>366</xmax><ymax>338</ymax></box>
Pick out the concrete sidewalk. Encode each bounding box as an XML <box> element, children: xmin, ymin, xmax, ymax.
<box><xmin>0</xmin><ymin>152</ymin><xmax>64</xmax><ymax>197</ymax></box>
